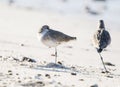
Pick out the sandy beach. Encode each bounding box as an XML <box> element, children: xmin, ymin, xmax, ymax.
<box><xmin>0</xmin><ymin>1</ymin><xmax>120</xmax><ymax>87</ymax></box>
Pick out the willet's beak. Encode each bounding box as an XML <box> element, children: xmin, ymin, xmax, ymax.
<box><xmin>38</xmin><ymin>29</ymin><xmax>42</xmax><ymax>33</ymax></box>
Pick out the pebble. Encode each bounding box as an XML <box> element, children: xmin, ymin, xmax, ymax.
<box><xmin>45</xmin><ymin>74</ymin><xmax>51</xmax><ymax>78</ymax></box>
<box><xmin>71</xmin><ymin>72</ymin><xmax>77</xmax><ymax>76</ymax></box>
<box><xmin>79</xmin><ymin>79</ymin><xmax>84</xmax><ymax>81</ymax></box>
<box><xmin>20</xmin><ymin>44</ymin><xmax>24</xmax><ymax>46</ymax></box>
<box><xmin>22</xmin><ymin>57</ymin><xmax>36</xmax><ymax>63</ymax></box>
<box><xmin>36</xmin><ymin>81</ymin><xmax>45</xmax><ymax>86</ymax></box>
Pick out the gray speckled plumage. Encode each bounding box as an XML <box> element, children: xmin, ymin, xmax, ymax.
<box><xmin>93</xmin><ymin>20</ymin><xmax>111</xmax><ymax>53</ymax></box>
<box><xmin>39</xmin><ymin>25</ymin><xmax>76</xmax><ymax>48</ymax></box>
<box><xmin>92</xmin><ymin>20</ymin><xmax>111</xmax><ymax>73</ymax></box>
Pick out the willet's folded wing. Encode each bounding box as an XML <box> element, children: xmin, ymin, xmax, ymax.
<box><xmin>47</xmin><ymin>29</ymin><xmax>76</xmax><ymax>42</ymax></box>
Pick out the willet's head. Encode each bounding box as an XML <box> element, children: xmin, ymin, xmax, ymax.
<box><xmin>39</xmin><ymin>25</ymin><xmax>50</xmax><ymax>34</ymax></box>
<box><xmin>99</xmin><ymin>20</ymin><xmax>105</xmax><ymax>29</ymax></box>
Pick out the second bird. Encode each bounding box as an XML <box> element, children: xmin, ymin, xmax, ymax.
<box><xmin>92</xmin><ymin>20</ymin><xmax>111</xmax><ymax>73</ymax></box>
<box><xmin>38</xmin><ymin>25</ymin><xmax>76</xmax><ymax>63</ymax></box>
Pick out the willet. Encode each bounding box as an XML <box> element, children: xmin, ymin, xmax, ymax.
<box><xmin>92</xmin><ymin>20</ymin><xmax>111</xmax><ymax>73</ymax></box>
<box><xmin>38</xmin><ymin>25</ymin><xmax>76</xmax><ymax>63</ymax></box>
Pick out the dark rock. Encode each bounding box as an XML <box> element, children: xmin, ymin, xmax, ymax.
<box><xmin>54</xmin><ymin>74</ymin><xmax>60</xmax><ymax>77</ymax></box>
<box><xmin>20</xmin><ymin>44</ymin><xmax>24</xmax><ymax>46</ymax></box>
<box><xmin>106</xmin><ymin>75</ymin><xmax>113</xmax><ymax>78</ymax></box>
<box><xmin>90</xmin><ymin>84</ymin><xmax>98</xmax><ymax>87</ymax></box>
<box><xmin>22</xmin><ymin>57</ymin><xmax>36</xmax><ymax>63</ymax></box>
<box><xmin>18</xmin><ymin>80</ymin><xmax>21</xmax><ymax>83</ymax></box>
<box><xmin>9</xmin><ymin>73</ymin><xmax>13</xmax><ymax>75</ymax></box>
<box><xmin>79</xmin><ymin>79</ymin><xmax>84</xmax><ymax>81</ymax></box>
<box><xmin>71</xmin><ymin>72</ymin><xmax>77</xmax><ymax>76</ymax></box>
<box><xmin>8</xmin><ymin>70</ymin><xmax>12</xmax><ymax>73</ymax></box>
<box><xmin>8</xmin><ymin>70</ymin><xmax>13</xmax><ymax>75</ymax></box>
<box><xmin>101</xmin><ymin>70</ymin><xmax>110</xmax><ymax>73</ymax></box>
<box><xmin>51</xmin><ymin>54</ymin><xmax>55</xmax><ymax>56</ymax></box>
<box><xmin>45</xmin><ymin>74</ymin><xmax>51</xmax><ymax>78</ymax></box>
<box><xmin>16</xmin><ymin>73</ymin><xmax>19</xmax><ymax>75</ymax></box>
<box><xmin>58</xmin><ymin>61</ymin><xmax>62</xmax><ymax>65</ymax></box>
<box><xmin>36</xmin><ymin>81</ymin><xmax>45</xmax><ymax>86</ymax></box>
<box><xmin>58</xmin><ymin>82</ymin><xmax>62</xmax><ymax>85</ymax></box>
<box><xmin>71</xmin><ymin>66</ymin><xmax>76</xmax><ymax>69</ymax></box>
<box><xmin>13</xmin><ymin>57</ymin><xmax>20</xmax><ymax>62</ymax></box>
<box><xmin>37</xmin><ymin>74</ymin><xmax>42</xmax><ymax>77</ymax></box>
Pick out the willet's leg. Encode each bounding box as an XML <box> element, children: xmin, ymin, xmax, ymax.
<box><xmin>98</xmin><ymin>53</ymin><xmax>109</xmax><ymax>73</ymax></box>
<box><xmin>55</xmin><ymin>47</ymin><xmax>57</xmax><ymax>64</ymax></box>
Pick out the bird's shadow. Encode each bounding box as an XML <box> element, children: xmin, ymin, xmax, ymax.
<box><xmin>33</xmin><ymin>62</ymin><xmax>79</xmax><ymax>73</ymax></box>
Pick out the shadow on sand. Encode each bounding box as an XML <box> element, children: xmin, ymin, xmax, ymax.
<box><xmin>34</xmin><ymin>62</ymin><xmax>80</xmax><ymax>74</ymax></box>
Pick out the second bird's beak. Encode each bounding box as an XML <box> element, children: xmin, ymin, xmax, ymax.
<box><xmin>38</xmin><ymin>29</ymin><xmax>42</xmax><ymax>33</ymax></box>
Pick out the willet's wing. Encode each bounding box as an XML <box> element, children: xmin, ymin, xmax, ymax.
<box><xmin>47</xmin><ymin>29</ymin><xmax>76</xmax><ymax>42</ymax></box>
<box><xmin>94</xmin><ymin>30</ymin><xmax>111</xmax><ymax>49</ymax></box>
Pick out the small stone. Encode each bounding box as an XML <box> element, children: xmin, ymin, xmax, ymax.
<box><xmin>54</xmin><ymin>74</ymin><xmax>60</xmax><ymax>77</ymax></box>
<box><xmin>8</xmin><ymin>70</ymin><xmax>12</xmax><ymax>73</ymax></box>
<box><xmin>36</xmin><ymin>81</ymin><xmax>45</xmax><ymax>86</ymax></box>
<box><xmin>22</xmin><ymin>57</ymin><xmax>36</xmax><ymax>63</ymax></box>
<box><xmin>20</xmin><ymin>44</ymin><xmax>24</xmax><ymax>46</ymax></box>
<box><xmin>79</xmin><ymin>79</ymin><xmax>84</xmax><ymax>81</ymax></box>
<box><xmin>101</xmin><ymin>71</ymin><xmax>106</xmax><ymax>73</ymax></box>
<box><xmin>58</xmin><ymin>82</ymin><xmax>61</xmax><ymax>85</ymax></box>
<box><xmin>8</xmin><ymin>70</ymin><xmax>13</xmax><ymax>75</ymax></box>
<box><xmin>45</xmin><ymin>74</ymin><xmax>51</xmax><ymax>78</ymax></box>
<box><xmin>13</xmin><ymin>58</ymin><xmax>20</xmax><ymax>61</ymax></box>
<box><xmin>9</xmin><ymin>73</ymin><xmax>13</xmax><ymax>75</ymax></box>
<box><xmin>58</xmin><ymin>61</ymin><xmax>62</xmax><ymax>65</ymax></box>
<box><xmin>37</xmin><ymin>74</ymin><xmax>42</xmax><ymax>76</ymax></box>
<box><xmin>101</xmin><ymin>70</ymin><xmax>109</xmax><ymax>73</ymax></box>
<box><xmin>106</xmin><ymin>75</ymin><xmax>113</xmax><ymax>78</ymax></box>
<box><xmin>24</xmin><ymin>77</ymin><xmax>27</xmax><ymax>80</ymax></box>
<box><xmin>51</xmin><ymin>54</ymin><xmax>55</xmax><ymax>56</ymax></box>
<box><xmin>36</xmin><ymin>81</ymin><xmax>43</xmax><ymax>84</ymax></box>
<box><xmin>18</xmin><ymin>80</ymin><xmax>21</xmax><ymax>83</ymax></box>
<box><xmin>43</xmin><ymin>61</ymin><xmax>46</xmax><ymax>64</ymax></box>
<box><xmin>71</xmin><ymin>72</ymin><xmax>77</xmax><ymax>75</ymax></box>
<box><xmin>16</xmin><ymin>73</ymin><xmax>19</xmax><ymax>75</ymax></box>
<box><xmin>71</xmin><ymin>66</ymin><xmax>76</xmax><ymax>69</ymax></box>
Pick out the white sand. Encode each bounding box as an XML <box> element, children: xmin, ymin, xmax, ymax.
<box><xmin>0</xmin><ymin>1</ymin><xmax>120</xmax><ymax>87</ymax></box>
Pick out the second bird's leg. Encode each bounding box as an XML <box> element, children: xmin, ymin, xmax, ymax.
<box><xmin>55</xmin><ymin>47</ymin><xmax>57</xmax><ymax>64</ymax></box>
<box><xmin>98</xmin><ymin>53</ymin><xmax>109</xmax><ymax>73</ymax></box>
